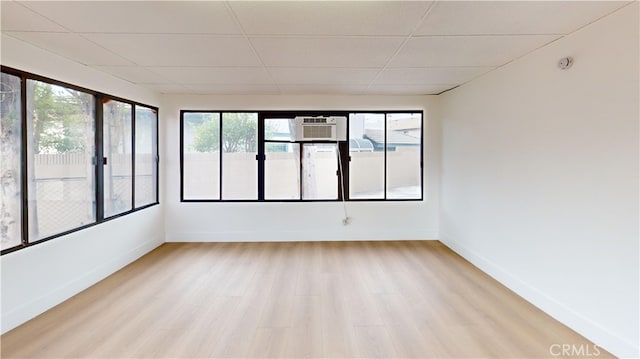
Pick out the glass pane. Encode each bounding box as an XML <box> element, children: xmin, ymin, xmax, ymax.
<box><xmin>265</xmin><ymin>118</ymin><xmax>293</xmax><ymax>141</ymax></box>
<box><xmin>222</xmin><ymin>113</ymin><xmax>257</xmax><ymax>200</ymax></box>
<box><xmin>183</xmin><ymin>112</ymin><xmax>220</xmax><ymax>200</ymax></box>
<box><xmin>1</xmin><ymin>72</ymin><xmax>22</xmax><ymax>250</ymax></box>
<box><xmin>26</xmin><ymin>80</ymin><xmax>95</xmax><ymax>240</ymax></box>
<box><xmin>134</xmin><ymin>106</ymin><xmax>157</xmax><ymax>207</ymax></box>
<box><xmin>386</xmin><ymin>113</ymin><xmax>422</xmax><ymax>199</ymax></box>
<box><xmin>103</xmin><ymin>99</ymin><xmax>132</xmax><ymax>217</ymax></box>
<box><xmin>265</xmin><ymin>142</ymin><xmax>300</xmax><ymax>200</ymax></box>
<box><xmin>348</xmin><ymin>113</ymin><xmax>385</xmax><ymax>199</ymax></box>
<box><xmin>302</xmin><ymin>144</ymin><xmax>337</xmax><ymax>200</ymax></box>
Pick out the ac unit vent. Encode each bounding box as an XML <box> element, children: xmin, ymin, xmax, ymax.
<box><xmin>292</xmin><ymin>116</ymin><xmax>346</xmax><ymax>141</ymax></box>
<box><xmin>303</xmin><ymin>125</ymin><xmax>333</xmax><ymax>139</ymax></box>
<box><xmin>303</xmin><ymin>117</ymin><xmax>328</xmax><ymax>124</ymax></box>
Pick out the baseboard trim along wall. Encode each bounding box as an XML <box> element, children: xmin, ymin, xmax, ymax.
<box><xmin>439</xmin><ymin>234</ymin><xmax>639</xmax><ymax>358</ymax></box>
<box><xmin>165</xmin><ymin>230</ymin><xmax>440</xmax><ymax>243</ymax></box>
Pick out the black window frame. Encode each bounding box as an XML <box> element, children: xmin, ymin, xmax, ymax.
<box><xmin>180</xmin><ymin>110</ymin><xmax>423</xmax><ymax>203</ymax></box>
<box><xmin>0</xmin><ymin>66</ymin><xmax>159</xmax><ymax>256</ymax></box>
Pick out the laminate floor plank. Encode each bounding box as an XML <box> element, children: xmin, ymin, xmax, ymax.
<box><xmin>1</xmin><ymin>241</ymin><xmax>612</xmax><ymax>358</ymax></box>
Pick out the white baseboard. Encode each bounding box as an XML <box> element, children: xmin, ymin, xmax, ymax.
<box><xmin>1</xmin><ymin>237</ymin><xmax>162</xmax><ymax>334</ymax></box>
<box><xmin>440</xmin><ymin>233</ymin><xmax>639</xmax><ymax>358</ymax></box>
<box><xmin>166</xmin><ymin>230</ymin><xmax>440</xmax><ymax>242</ymax></box>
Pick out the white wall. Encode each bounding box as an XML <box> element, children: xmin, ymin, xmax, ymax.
<box><xmin>162</xmin><ymin>94</ymin><xmax>440</xmax><ymax>242</ymax></box>
<box><xmin>0</xmin><ymin>35</ymin><xmax>164</xmax><ymax>333</ymax></box>
<box><xmin>439</xmin><ymin>3</ymin><xmax>638</xmax><ymax>358</ymax></box>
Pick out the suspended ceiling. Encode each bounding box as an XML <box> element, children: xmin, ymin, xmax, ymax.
<box><xmin>0</xmin><ymin>1</ymin><xmax>630</xmax><ymax>95</ymax></box>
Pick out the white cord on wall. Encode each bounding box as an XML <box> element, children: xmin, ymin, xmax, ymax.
<box><xmin>336</xmin><ymin>142</ymin><xmax>350</xmax><ymax>225</ymax></box>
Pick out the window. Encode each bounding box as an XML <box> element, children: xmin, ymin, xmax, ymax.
<box><xmin>182</xmin><ymin>112</ymin><xmax>220</xmax><ymax>200</ymax></box>
<box><xmin>27</xmin><ymin>79</ymin><xmax>96</xmax><ymax>240</ymax></box>
<box><xmin>265</xmin><ymin>142</ymin><xmax>300</xmax><ymax>200</ymax></box>
<box><xmin>264</xmin><ymin>117</ymin><xmax>298</xmax><ymax>200</ymax></box>
<box><xmin>386</xmin><ymin>113</ymin><xmax>422</xmax><ymax>199</ymax></box>
<box><xmin>0</xmin><ymin>72</ymin><xmax>22</xmax><ymax>251</ymax></box>
<box><xmin>222</xmin><ymin>113</ymin><xmax>258</xmax><ymax>200</ymax></box>
<box><xmin>349</xmin><ymin>112</ymin><xmax>422</xmax><ymax>200</ymax></box>
<box><xmin>182</xmin><ymin>112</ymin><xmax>259</xmax><ymax>200</ymax></box>
<box><xmin>1</xmin><ymin>66</ymin><xmax>159</xmax><ymax>255</ymax></box>
<box><xmin>349</xmin><ymin>113</ymin><xmax>385</xmax><ymax>199</ymax></box>
<box><xmin>302</xmin><ymin>144</ymin><xmax>338</xmax><ymax>200</ymax></box>
<box><xmin>103</xmin><ymin>99</ymin><xmax>133</xmax><ymax>217</ymax></box>
<box><xmin>180</xmin><ymin>110</ymin><xmax>422</xmax><ymax>202</ymax></box>
<box><xmin>134</xmin><ymin>106</ymin><xmax>158</xmax><ymax>207</ymax></box>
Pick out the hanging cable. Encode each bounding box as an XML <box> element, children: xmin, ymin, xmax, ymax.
<box><xmin>336</xmin><ymin>141</ymin><xmax>350</xmax><ymax>225</ymax></box>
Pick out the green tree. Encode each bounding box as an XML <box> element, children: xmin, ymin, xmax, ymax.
<box><xmin>191</xmin><ymin>113</ymin><xmax>263</xmax><ymax>153</ymax></box>
<box><xmin>221</xmin><ymin>113</ymin><xmax>257</xmax><ymax>152</ymax></box>
<box><xmin>189</xmin><ymin>113</ymin><xmax>219</xmax><ymax>152</ymax></box>
<box><xmin>31</xmin><ymin>82</ymin><xmax>88</xmax><ymax>154</ymax></box>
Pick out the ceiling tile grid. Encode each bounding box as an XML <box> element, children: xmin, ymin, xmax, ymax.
<box><xmin>268</xmin><ymin>67</ymin><xmax>380</xmax><ymax>86</ymax></box>
<box><xmin>94</xmin><ymin>65</ymin><xmax>172</xmax><ymax>84</ymax></box>
<box><xmin>18</xmin><ymin>1</ymin><xmax>242</xmax><ymax>34</ymax></box>
<box><xmin>5</xmin><ymin>31</ymin><xmax>135</xmax><ymax>66</ymax></box>
<box><xmin>249</xmin><ymin>36</ymin><xmax>406</xmax><ymax>68</ymax></box>
<box><xmin>81</xmin><ymin>34</ymin><xmax>263</xmax><ymax>67</ymax></box>
<box><xmin>415</xmin><ymin>1</ymin><xmax>629</xmax><ymax>36</ymax></box>
<box><xmin>1</xmin><ymin>1</ymin><xmax>68</xmax><ymax>32</ymax></box>
<box><xmin>152</xmin><ymin>66</ymin><xmax>275</xmax><ymax>85</ymax></box>
<box><xmin>1</xmin><ymin>1</ymin><xmax>632</xmax><ymax>95</ymax></box>
<box><xmin>374</xmin><ymin>67</ymin><xmax>492</xmax><ymax>86</ymax></box>
<box><xmin>388</xmin><ymin>35</ymin><xmax>562</xmax><ymax>68</ymax></box>
<box><xmin>229</xmin><ymin>1</ymin><xmax>433</xmax><ymax>36</ymax></box>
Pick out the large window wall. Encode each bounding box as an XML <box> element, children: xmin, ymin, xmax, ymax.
<box><xmin>0</xmin><ymin>67</ymin><xmax>159</xmax><ymax>254</ymax></box>
<box><xmin>180</xmin><ymin>110</ymin><xmax>423</xmax><ymax>202</ymax></box>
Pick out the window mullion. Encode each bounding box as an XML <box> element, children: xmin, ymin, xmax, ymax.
<box><xmin>219</xmin><ymin>114</ymin><xmax>223</xmax><ymax>200</ymax></box>
<box><xmin>257</xmin><ymin>115</ymin><xmax>265</xmax><ymax>201</ymax></box>
<box><xmin>20</xmin><ymin>74</ymin><xmax>28</xmax><ymax>247</ymax></box>
<box><xmin>95</xmin><ymin>94</ymin><xmax>104</xmax><ymax>222</ymax></box>
<box><xmin>299</xmin><ymin>143</ymin><xmax>303</xmax><ymax>200</ymax></box>
<box><xmin>384</xmin><ymin>113</ymin><xmax>388</xmax><ymax>200</ymax></box>
<box><xmin>131</xmin><ymin>104</ymin><xmax>136</xmax><ymax>208</ymax></box>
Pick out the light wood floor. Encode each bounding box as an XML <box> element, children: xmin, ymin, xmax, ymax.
<box><xmin>1</xmin><ymin>241</ymin><xmax>610</xmax><ymax>358</ymax></box>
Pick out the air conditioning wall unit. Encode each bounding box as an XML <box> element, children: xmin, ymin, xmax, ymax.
<box><xmin>291</xmin><ymin>116</ymin><xmax>347</xmax><ymax>141</ymax></box>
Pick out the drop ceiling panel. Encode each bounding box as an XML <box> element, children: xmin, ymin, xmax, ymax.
<box><xmin>83</xmin><ymin>34</ymin><xmax>261</xmax><ymax>67</ymax></box>
<box><xmin>138</xmin><ymin>83</ymin><xmax>190</xmax><ymax>94</ymax></box>
<box><xmin>1</xmin><ymin>1</ymin><xmax>626</xmax><ymax>96</ymax></box>
<box><xmin>95</xmin><ymin>66</ymin><xmax>169</xmax><ymax>84</ymax></box>
<box><xmin>389</xmin><ymin>35</ymin><xmax>559</xmax><ymax>67</ymax></box>
<box><xmin>19</xmin><ymin>1</ymin><xmax>241</xmax><ymax>34</ymax></box>
<box><xmin>251</xmin><ymin>37</ymin><xmax>404</xmax><ymax>68</ymax></box>
<box><xmin>5</xmin><ymin>32</ymin><xmax>133</xmax><ymax>66</ymax></box>
<box><xmin>416</xmin><ymin>1</ymin><xmax>628</xmax><ymax>35</ymax></box>
<box><xmin>374</xmin><ymin>67</ymin><xmax>491</xmax><ymax>85</ymax></box>
<box><xmin>269</xmin><ymin>67</ymin><xmax>379</xmax><ymax>85</ymax></box>
<box><xmin>186</xmin><ymin>84</ymin><xmax>281</xmax><ymax>95</ymax></box>
<box><xmin>365</xmin><ymin>84</ymin><xmax>454</xmax><ymax>95</ymax></box>
<box><xmin>151</xmin><ymin>67</ymin><xmax>274</xmax><ymax>85</ymax></box>
<box><xmin>1</xmin><ymin>1</ymin><xmax>68</xmax><ymax>32</ymax></box>
<box><xmin>231</xmin><ymin>1</ymin><xmax>432</xmax><ymax>36</ymax></box>
<box><xmin>278</xmin><ymin>85</ymin><xmax>369</xmax><ymax>95</ymax></box>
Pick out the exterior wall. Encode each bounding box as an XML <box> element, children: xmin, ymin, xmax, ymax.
<box><xmin>0</xmin><ymin>35</ymin><xmax>164</xmax><ymax>334</ymax></box>
<box><xmin>162</xmin><ymin>94</ymin><xmax>441</xmax><ymax>242</ymax></box>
